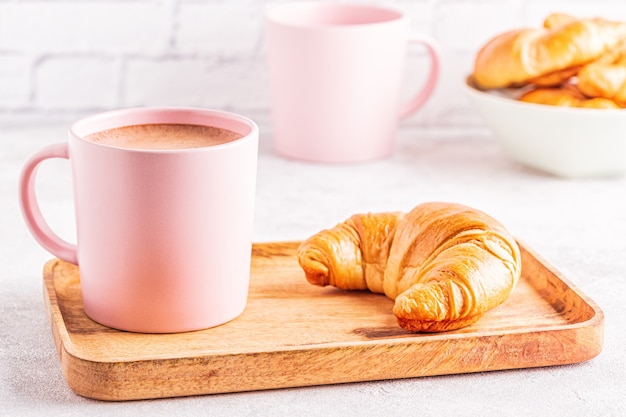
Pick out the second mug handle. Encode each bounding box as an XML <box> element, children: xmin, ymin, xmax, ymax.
<box><xmin>399</xmin><ymin>35</ymin><xmax>441</xmax><ymax>120</ymax></box>
<box><xmin>19</xmin><ymin>142</ymin><xmax>78</xmax><ymax>265</ymax></box>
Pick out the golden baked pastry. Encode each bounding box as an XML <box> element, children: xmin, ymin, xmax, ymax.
<box><xmin>297</xmin><ymin>202</ymin><xmax>521</xmax><ymax>332</ymax></box>
<box><xmin>472</xmin><ymin>14</ymin><xmax>626</xmax><ymax>89</ymax></box>
<box><xmin>519</xmin><ymin>84</ymin><xmax>621</xmax><ymax>108</ymax></box>
<box><xmin>542</xmin><ymin>12</ymin><xmax>577</xmax><ymax>29</ymax></box>
<box><xmin>577</xmin><ymin>56</ymin><xmax>626</xmax><ymax>104</ymax></box>
<box><xmin>525</xmin><ymin>65</ymin><xmax>582</xmax><ymax>88</ymax></box>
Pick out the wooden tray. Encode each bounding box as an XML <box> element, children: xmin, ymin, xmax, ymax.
<box><xmin>43</xmin><ymin>241</ymin><xmax>604</xmax><ymax>401</ymax></box>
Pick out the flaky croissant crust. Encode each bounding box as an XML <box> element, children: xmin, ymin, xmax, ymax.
<box><xmin>297</xmin><ymin>202</ymin><xmax>522</xmax><ymax>332</ymax></box>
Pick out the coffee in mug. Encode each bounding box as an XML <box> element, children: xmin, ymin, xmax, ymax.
<box><xmin>19</xmin><ymin>107</ymin><xmax>258</xmax><ymax>333</ymax></box>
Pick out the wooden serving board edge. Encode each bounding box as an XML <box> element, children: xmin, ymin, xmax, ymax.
<box><xmin>41</xmin><ymin>240</ymin><xmax>605</xmax><ymax>401</ymax></box>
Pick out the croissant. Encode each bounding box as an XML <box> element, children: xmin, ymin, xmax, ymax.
<box><xmin>577</xmin><ymin>56</ymin><xmax>626</xmax><ymax>104</ymax></box>
<box><xmin>525</xmin><ymin>65</ymin><xmax>583</xmax><ymax>88</ymax></box>
<box><xmin>518</xmin><ymin>84</ymin><xmax>622</xmax><ymax>109</ymax></box>
<box><xmin>297</xmin><ymin>202</ymin><xmax>522</xmax><ymax>332</ymax></box>
<box><xmin>542</xmin><ymin>12</ymin><xmax>578</xmax><ymax>29</ymax></box>
<box><xmin>472</xmin><ymin>14</ymin><xmax>626</xmax><ymax>89</ymax></box>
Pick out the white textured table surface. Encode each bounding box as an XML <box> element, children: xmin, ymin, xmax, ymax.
<box><xmin>2</xmin><ymin>123</ymin><xmax>625</xmax><ymax>416</ymax></box>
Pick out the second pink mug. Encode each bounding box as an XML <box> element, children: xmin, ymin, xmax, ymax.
<box><xmin>19</xmin><ymin>107</ymin><xmax>258</xmax><ymax>333</ymax></box>
<box><xmin>266</xmin><ymin>2</ymin><xmax>440</xmax><ymax>163</ymax></box>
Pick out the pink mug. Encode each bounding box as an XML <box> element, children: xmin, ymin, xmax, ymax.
<box><xmin>266</xmin><ymin>2</ymin><xmax>440</xmax><ymax>163</ymax></box>
<box><xmin>19</xmin><ymin>107</ymin><xmax>258</xmax><ymax>333</ymax></box>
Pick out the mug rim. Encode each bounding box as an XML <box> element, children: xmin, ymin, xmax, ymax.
<box><xmin>69</xmin><ymin>106</ymin><xmax>259</xmax><ymax>153</ymax></box>
<box><xmin>265</xmin><ymin>1</ymin><xmax>405</xmax><ymax>30</ymax></box>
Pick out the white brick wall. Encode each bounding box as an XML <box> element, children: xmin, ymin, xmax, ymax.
<box><xmin>1</xmin><ymin>0</ymin><xmax>626</xmax><ymax>127</ymax></box>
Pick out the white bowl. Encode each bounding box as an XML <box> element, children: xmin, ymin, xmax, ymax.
<box><xmin>463</xmin><ymin>77</ymin><xmax>626</xmax><ymax>178</ymax></box>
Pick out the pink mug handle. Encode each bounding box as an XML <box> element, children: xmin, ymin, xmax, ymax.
<box><xmin>399</xmin><ymin>35</ymin><xmax>440</xmax><ymax>120</ymax></box>
<box><xmin>19</xmin><ymin>143</ymin><xmax>78</xmax><ymax>265</ymax></box>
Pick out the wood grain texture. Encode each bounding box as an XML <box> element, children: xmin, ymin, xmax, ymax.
<box><xmin>42</xmin><ymin>241</ymin><xmax>604</xmax><ymax>401</ymax></box>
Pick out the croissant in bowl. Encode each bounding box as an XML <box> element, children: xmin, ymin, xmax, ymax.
<box><xmin>472</xmin><ymin>13</ymin><xmax>626</xmax><ymax>108</ymax></box>
<box><xmin>297</xmin><ymin>202</ymin><xmax>522</xmax><ymax>332</ymax></box>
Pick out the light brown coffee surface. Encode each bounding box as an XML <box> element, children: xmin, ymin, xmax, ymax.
<box><xmin>85</xmin><ymin>123</ymin><xmax>243</xmax><ymax>150</ymax></box>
